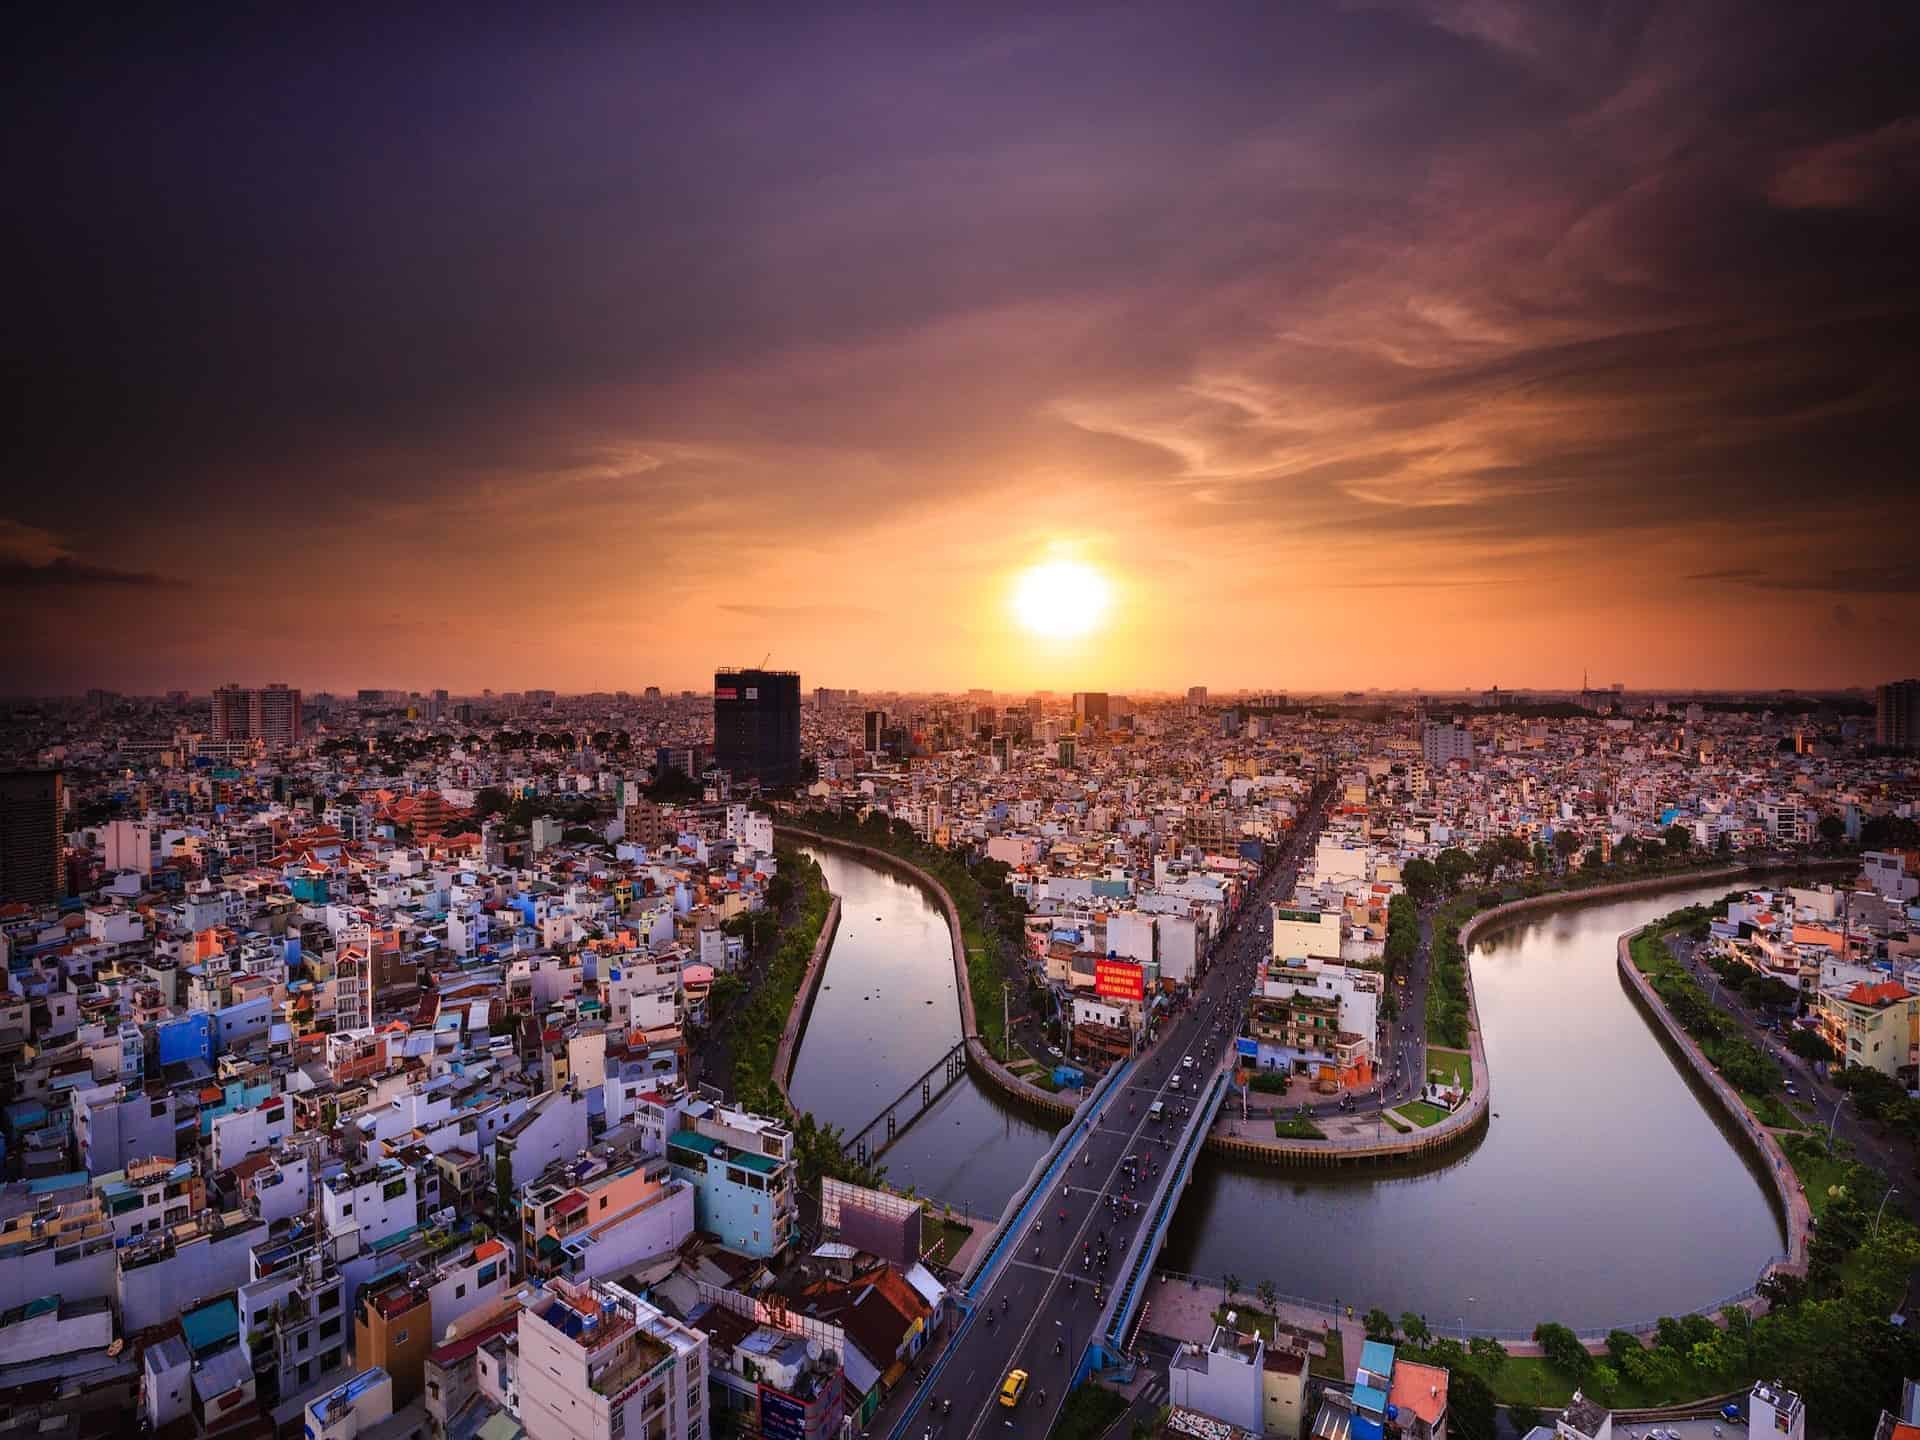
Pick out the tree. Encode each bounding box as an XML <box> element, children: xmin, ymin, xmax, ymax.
<box><xmin>1222</xmin><ymin>1272</ymin><xmax>1241</xmax><ymax>1304</ymax></box>
<box><xmin>1256</xmin><ymin>1280</ymin><xmax>1278</xmax><ymax>1318</ymax></box>
<box><xmin>1588</xmin><ymin>1362</ymin><xmax>1620</xmax><ymax>1396</ymax></box>
<box><xmin>1467</xmin><ymin>1335</ymin><xmax>1506</xmax><ymax>1373</ymax></box>
<box><xmin>1614</xmin><ymin>835</ymin><xmax>1642</xmax><ymax>867</ymax></box>
<box><xmin>1435</xmin><ymin>848</ymin><xmax>1475</xmax><ymax>894</ymax></box>
<box><xmin>1604</xmin><ymin>1329</ymin><xmax>1641</xmax><ymax>1367</ymax></box>
<box><xmin>1506</xmin><ymin>1404</ymin><xmax>1543</xmax><ymax>1437</ymax></box>
<box><xmin>1363</xmin><ymin>1307</ymin><xmax>1396</xmax><ymax>1341</ymax></box>
<box><xmin>495</xmin><ymin>1152</ymin><xmax>515</xmax><ymax>1215</ymax></box>
<box><xmin>1498</xmin><ymin>833</ymin><xmax>1531</xmax><ymax>872</ymax></box>
<box><xmin>1446</xmin><ymin>1369</ymin><xmax>1496</xmax><ymax>1440</ymax></box>
<box><xmin>1663</xmin><ymin>823</ymin><xmax>1693</xmax><ymax>854</ymax></box>
<box><xmin>1402</xmin><ymin>857</ymin><xmax>1439</xmax><ymax>902</ymax></box>
<box><xmin>1400</xmin><ymin>1312</ymin><xmax>1431</xmax><ymax>1346</ymax></box>
<box><xmin>1788</xmin><ymin>1028</ymin><xmax>1838</xmax><ymax>1065</ymax></box>
<box><xmin>1817</xmin><ymin>814</ymin><xmax>1847</xmax><ymax>845</ymax></box>
<box><xmin>1532</xmin><ymin>1321</ymin><xmax>1590</xmax><ymax>1377</ymax></box>
<box><xmin>1474</xmin><ymin>840</ymin><xmax>1505</xmax><ymax>883</ymax></box>
<box><xmin>1552</xmin><ymin>830</ymin><xmax>1581</xmax><ymax>865</ymax></box>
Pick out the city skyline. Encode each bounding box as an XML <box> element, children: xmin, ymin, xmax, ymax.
<box><xmin>7</xmin><ymin>3</ymin><xmax>1918</xmax><ymax>695</ymax></box>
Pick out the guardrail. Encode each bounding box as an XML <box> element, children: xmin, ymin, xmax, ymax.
<box><xmin>1145</xmin><ymin>1265</ymin><xmax>1782</xmax><ymax>1342</ymax></box>
<box><xmin>1098</xmin><ymin>1068</ymin><xmax>1230</xmax><ymax>1358</ymax></box>
<box><xmin>962</xmin><ymin>1053</ymin><xmax>1136</xmax><ymax>1297</ymax></box>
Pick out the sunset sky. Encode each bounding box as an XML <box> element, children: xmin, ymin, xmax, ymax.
<box><xmin>7</xmin><ymin>2</ymin><xmax>1918</xmax><ymax>696</ymax></box>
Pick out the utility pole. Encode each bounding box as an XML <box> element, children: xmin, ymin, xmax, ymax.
<box><xmin>1003</xmin><ymin>981</ymin><xmax>1012</xmax><ymax>1063</ymax></box>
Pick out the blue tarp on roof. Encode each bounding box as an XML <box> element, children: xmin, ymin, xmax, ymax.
<box><xmin>1358</xmin><ymin>1340</ymin><xmax>1397</xmax><ymax>1383</ymax></box>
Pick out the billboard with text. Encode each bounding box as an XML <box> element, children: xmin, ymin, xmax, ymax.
<box><xmin>1095</xmin><ymin>958</ymin><xmax>1145</xmax><ymax>1002</ymax></box>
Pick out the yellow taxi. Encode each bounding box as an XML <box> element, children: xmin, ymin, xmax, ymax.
<box><xmin>998</xmin><ymin>1369</ymin><xmax>1029</xmax><ymax>1407</ymax></box>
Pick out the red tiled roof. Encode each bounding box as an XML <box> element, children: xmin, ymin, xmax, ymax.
<box><xmin>1846</xmin><ymin>981</ymin><xmax>1911</xmax><ymax>1007</ymax></box>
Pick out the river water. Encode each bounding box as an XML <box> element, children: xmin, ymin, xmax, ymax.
<box><xmin>788</xmin><ymin>847</ymin><xmax>1787</xmax><ymax>1330</ymax></box>
<box><xmin>787</xmin><ymin>845</ymin><xmax>1055</xmax><ymax>1216</ymax></box>
<box><xmin>1160</xmin><ymin>879</ymin><xmax>1788</xmax><ymax>1331</ymax></box>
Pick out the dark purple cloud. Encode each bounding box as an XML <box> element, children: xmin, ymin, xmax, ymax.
<box><xmin>3</xmin><ymin>1</ymin><xmax>1918</xmax><ymax>688</ymax></box>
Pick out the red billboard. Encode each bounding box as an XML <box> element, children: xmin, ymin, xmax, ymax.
<box><xmin>1095</xmin><ymin>958</ymin><xmax>1144</xmax><ymax>1003</ymax></box>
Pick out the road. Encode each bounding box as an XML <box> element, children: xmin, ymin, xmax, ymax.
<box><xmin>1669</xmin><ymin>932</ymin><xmax>1920</xmax><ymax>1226</ymax></box>
<box><xmin>885</xmin><ymin>786</ymin><xmax>1332</xmax><ymax>1440</ymax></box>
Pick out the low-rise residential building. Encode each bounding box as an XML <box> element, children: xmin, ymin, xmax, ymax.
<box><xmin>1815</xmin><ymin>980</ymin><xmax>1918</xmax><ymax>1079</ymax></box>
<box><xmin>667</xmin><ymin>1106</ymin><xmax>796</xmax><ymax>1259</ymax></box>
<box><xmin>518</xmin><ymin>1277</ymin><xmax>709</xmax><ymax>1440</ymax></box>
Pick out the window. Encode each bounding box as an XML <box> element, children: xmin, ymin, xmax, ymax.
<box><xmin>477</xmin><ymin>1264</ymin><xmax>498</xmax><ymax>1286</ymax></box>
<box><xmin>455</xmin><ymin>1284</ymin><xmax>466</xmax><ymax>1299</ymax></box>
<box><xmin>319</xmin><ymin>1317</ymin><xmax>341</xmax><ymax>1340</ymax></box>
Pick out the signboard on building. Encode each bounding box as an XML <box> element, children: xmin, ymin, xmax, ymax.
<box><xmin>1095</xmin><ymin>958</ymin><xmax>1144</xmax><ymax>1003</ymax></box>
<box><xmin>759</xmin><ymin>1385</ymin><xmax>809</xmax><ymax>1440</ymax></box>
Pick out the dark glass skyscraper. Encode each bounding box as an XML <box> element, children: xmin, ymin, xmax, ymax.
<box><xmin>714</xmin><ymin>669</ymin><xmax>803</xmax><ymax>785</ymax></box>
<box><xmin>0</xmin><ymin>769</ymin><xmax>64</xmax><ymax>904</ymax></box>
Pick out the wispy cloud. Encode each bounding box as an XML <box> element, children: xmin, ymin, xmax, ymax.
<box><xmin>1685</xmin><ymin>564</ymin><xmax>1920</xmax><ymax>594</ymax></box>
<box><xmin>0</xmin><ymin>557</ymin><xmax>187</xmax><ymax>589</ymax></box>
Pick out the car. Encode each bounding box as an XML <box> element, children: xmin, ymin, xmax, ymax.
<box><xmin>999</xmin><ymin>1370</ymin><xmax>1029</xmax><ymax>1407</ymax></box>
<box><xmin>1183</xmin><ymin>1055</ymin><xmax>1195</xmax><ymax>1069</ymax></box>
<box><xmin>1721</xmin><ymin>1403</ymin><xmax>1745</xmax><ymax>1423</ymax></box>
<box><xmin>1048</xmin><ymin>1045</ymin><xmax>1063</xmax><ymax>1058</ymax></box>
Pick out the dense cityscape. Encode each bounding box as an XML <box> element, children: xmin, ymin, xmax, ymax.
<box><xmin>9</xmin><ymin>2</ymin><xmax>1919</xmax><ymax>1438</ymax></box>
<box><xmin>1</xmin><ymin>677</ymin><xmax>1918</xmax><ymax>1440</ymax></box>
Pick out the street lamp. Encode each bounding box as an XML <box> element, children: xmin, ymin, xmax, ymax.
<box><xmin>1826</xmin><ymin>1093</ymin><xmax>1847</xmax><ymax>1154</ymax></box>
<box><xmin>1875</xmin><ymin>1187</ymin><xmax>1901</xmax><ymax>1236</ymax></box>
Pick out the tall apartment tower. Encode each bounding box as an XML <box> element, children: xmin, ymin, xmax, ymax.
<box><xmin>0</xmin><ymin>769</ymin><xmax>64</xmax><ymax>904</ymax></box>
<box><xmin>251</xmin><ymin>683</ymin><xmax>303</xmax><ymax>748</ymax></box>
<box><xmin>1877</xmin><ymin>679</ymin><xmax>1920</xmax><ymax>751</ymax></box>
<box><xmin>212</xmin><ymin>684</ymin><xmax>252</xmax><ymax>741</ymax></box>
<box><xmin>1072</xmin><ymin>691</ymin><xmax>1109</xmax><ymax>731</ymax></box>
<box><xmin>1422</xmin><ymin>719</ymin><xmax>1475</xmax><ymax>768</ymax></box>
<box><xmin>713</xmin><ymin>669</ymin><xmax>802</xmax><ymax>786</ymax></box>
<box><xmin>212</xmin><ymin>683</ymin><xmax>303</xmax><ymax>748</ymax></box>
<box><xmin>863</xmin><ymin>708</ymin><xmax>888</xmax><ymax>754</ymax></box>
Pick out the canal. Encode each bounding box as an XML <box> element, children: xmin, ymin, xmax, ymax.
<box><xmin>1160</xmin><ymin>877</ymin><xmax>1789</xmax><ymax>1331</ymax></box>
<box><xmin>786</xmin><ymin>844</ymin><xmax>1056</xmax><ymax>1216</ymax></box>
<box><xmin>788</xmin><ymin>846</ymin><xmax>1788</xmax><ymax>1330</ymax></box>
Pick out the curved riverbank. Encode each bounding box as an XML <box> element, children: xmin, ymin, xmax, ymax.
<box><xmin>775</xmin><ymin>825</ymin><xmax>1075</xmax><ymax>1124</ymax></box>
<box><xmin>1164</xmin><ymin>875</ymin><xmax>1797</xmax><ymax>1329</ymax></box>
<box><xmin>1615</xmin><ymin>925</ymin><xmax>1812</xmax><ymax>1288</ymax></box>
<box><xmin>1194</xmin><ymin>863</ymin><xmax>1844</xmax><ymax>1167</ymax></box>
<box><xmin>771</xmin><ymin>895</ymin><xmax>841</xmax><ymax>1108</ymax></box>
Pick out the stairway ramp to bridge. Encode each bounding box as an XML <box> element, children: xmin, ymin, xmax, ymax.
<box><xmin>961</xmin><ymin>1054</ymin><xmax>1135</xmax><ymax>1298</ymax></box>
<box><xmin>1092</xmin><ymin>1067</ymin><xmax>1229</xmax><ymax>1367</ymax></box>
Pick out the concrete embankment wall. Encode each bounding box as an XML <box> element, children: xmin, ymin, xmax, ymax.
<box><xmin>1614</xmin><ymin>926</ymin><xmax>1811</xmax><ymax>1283</ymax></box>
<box><xmin>1200</xmin><ymin>859</ymin><xmax>1852</xmax><ymax>1168</ymax></box>
<box><xmin>771</xmin><ymin>895</ymin><xmax>841</xmax><ymax>1109</ymax></box>
<box><xmin>775</xmin><ymin>826</ymin><xmax>1076</xmax><ymax>1124</ymax></box>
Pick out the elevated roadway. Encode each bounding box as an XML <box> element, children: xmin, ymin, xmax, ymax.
<box><xmin>882</xmin><ymin>791</ymin><xmax>1328</xmax><ymax>1440</ymax></box>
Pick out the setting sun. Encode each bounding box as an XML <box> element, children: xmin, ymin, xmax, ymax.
<box><xmin>1011</xmin><ymin>560</ymin><xmax>1112</xmax><ymax>640</ymax></box>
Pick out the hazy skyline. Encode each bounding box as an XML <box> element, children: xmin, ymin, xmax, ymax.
<box><xmin>8</xmin><ymin>3</ymin><xmax>1918</xmax><ymax>694</ymax></box>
